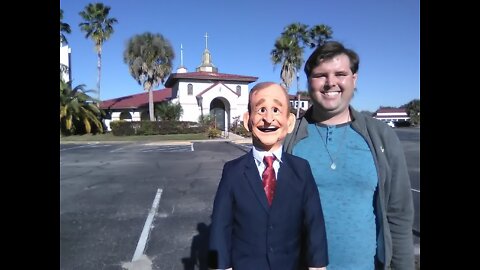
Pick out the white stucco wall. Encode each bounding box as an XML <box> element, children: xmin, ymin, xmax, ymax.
<box><xmin>174</xmin><ymin>81</ymin><xmax>249</xmax><ymax>128</ymax></box>
<box><xmin>180</xmin><ymin>102</ymin><xmax>201</xmax><ymax>123</ymax></box>
<box><xmin>290</xmin><ymin>99</ymin><xmax>310</xmax><ymax>111</ymax></box>
<box><xmin>110</xmin><ymin>111</ymin><xmax>142</xmax><ymax>121</ymax></box>
<box><xmin>60</xmin><ymin>44</ymin><xmax>71</xmax><ymax>82</ymax></box>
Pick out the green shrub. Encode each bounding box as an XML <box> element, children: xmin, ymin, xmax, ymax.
<box><xmin>110</xmin><ymin>120</ymin><xmax>208</xmax><ymax>136</ymax></box>
<box><xmin>136</xmin><ymin>121</ymin><xmax>161</xmax><ymax>135</ymax></box>
<box><xmin>230</xmin><ymin>121</ymin><xmax>251</xmax><ymax>137</ymax></box>
<box><xmin>207</xmin><ymin>127</ymin><xmax>222</xmax><ymax>138</ymax></box>
<box><xmin>110</xmin><ymin>120</ymin><xmax>135</xmax><ymax>136</ymax></box>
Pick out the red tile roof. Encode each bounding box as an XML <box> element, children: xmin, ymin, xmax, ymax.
<box><xmin>376</xmin><ymin>108</ymin><xmax>407</xmax><ymax>113</ymax></box>
<box><xmin>164</xmin><ymin>72</ymin><xmax>257</xmax><ymax>87</ymax></box>
<box><xmin>99</xmin><ymin>88</ymin><xmax>172</xmax><ymax>110</ymax></box>
<box><xmin>375</xmin><ymin>115</ymin><xmax>409</xmax><ymax>118</ymax></box>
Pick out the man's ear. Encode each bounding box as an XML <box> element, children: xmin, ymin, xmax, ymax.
<box><xmin>242</xmin><ymin>111</ymin><xmax>251</xmax><ymax>131</ymax></box>
<box><xmin>287</xmin><ymin>113</ymin><xmax>296</xmax><ymax>133</ymax></box>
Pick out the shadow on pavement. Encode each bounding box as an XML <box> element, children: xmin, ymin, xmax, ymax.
<box><xmin>181</xmin><ymin>223</ymin><xmax>210</xmax><ymax>270</ymax></box>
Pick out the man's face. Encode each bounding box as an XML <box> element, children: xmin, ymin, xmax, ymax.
<box><xmin>243</xmin><ymin>85</ymin><xmax>295</xmax><ymax>152</ymax></box>
<box><xmin>308</xmin><ymin>53</ymin><xmax>358</xmax><ymax>115</ymax></box>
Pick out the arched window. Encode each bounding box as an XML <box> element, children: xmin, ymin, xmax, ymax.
<box><xmin>188</xmin><ymin>84</ymin><xmax>193</xmax><ymax>95</ymax></box>
<box><xmin>119</xmin><ymin>111</ymin><xmax>132</xmax><ymax>120</ymax></box>
<box><xmin>236</xmin><ymin>85</ymin><xmax>241</xmax><ymax>96</ymax></box>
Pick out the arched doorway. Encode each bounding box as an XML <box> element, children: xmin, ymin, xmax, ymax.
<box><xmin>210</xmin><ymin>98</ymin><xmax>227</xmax><ymax>131</ymax></box>
<box><xmin>119</xmin><ymin>111</ymin><xmax>132</xmax><ymax>120</ymax></box>
<box><xmin>140</xmin><ymin>111</ymin><xmax>149</xmax><ymax>121</ymax></box>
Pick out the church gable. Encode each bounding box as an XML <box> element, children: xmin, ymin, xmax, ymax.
<box><xmin>196</xmin><ymin>82</ymin><xmax>239</xmax><ymax>99</ymax></box>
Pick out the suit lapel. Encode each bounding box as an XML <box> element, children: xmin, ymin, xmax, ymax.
<box><xmin>244</xmin><ymin>153</ymin><xmax>270</xmax><ymax>212</ymax></box>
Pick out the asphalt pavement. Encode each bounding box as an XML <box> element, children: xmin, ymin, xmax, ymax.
<box><xmin>60</xmin><ymin>129</ymin><xmax>420</xmax><ymax>269</ymax></box>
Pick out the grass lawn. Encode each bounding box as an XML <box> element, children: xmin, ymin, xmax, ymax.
<box><xmin>60</xmin><ymin>132</ymin><xmax>210</xmax><ymax>142</ymax></box>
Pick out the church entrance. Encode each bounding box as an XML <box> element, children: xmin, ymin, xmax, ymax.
<box><xmin>210</xmin><ymin>98</ymin><xmax>228</xmax><ymax>131</ymax></box>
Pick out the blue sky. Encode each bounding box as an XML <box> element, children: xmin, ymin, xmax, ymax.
<box><xmin>60</xmin><ymin>0</ymin><xmax>419</xmax><ymax>112</ymax></box>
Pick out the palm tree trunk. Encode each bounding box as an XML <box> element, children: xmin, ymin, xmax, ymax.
<box><xmin>97</xmin><ymin>47</ymin><xmax>102</xmax><ymax>101</ymax></box>
<box><xmin>149</xmin><ymin>86</ymin><xmax>155</xmax><ymax>121</ymax></box>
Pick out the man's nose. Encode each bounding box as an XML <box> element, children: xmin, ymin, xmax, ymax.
<box><xmin>325</xmin><ymin>74</ymin><xmax>338</xmax><ymax>87</ymax></box>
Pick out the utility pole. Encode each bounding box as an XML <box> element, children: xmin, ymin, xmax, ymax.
<box><xmin>296</xmin><ymin>72</ymin><xmax>300</xmax><ymax>118</ymax></box>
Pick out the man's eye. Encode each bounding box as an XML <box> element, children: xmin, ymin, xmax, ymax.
<box><xmin>258</xmin><ymin>108</ymin><xmax>267</xmax><ymax>113</ymax></box>
<box><xmin>273</xmin><ymin>108</ymin><xmax>280</xmax><ymax>113</ymax></box>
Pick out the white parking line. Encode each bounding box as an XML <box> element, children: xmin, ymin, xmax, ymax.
<box><xmin>60</xmin><ymin>144</ymin><xmax>91</xmax><ymax>152</ymax></box>
<box><xmin>132</xmin><ymin>188</ymin><xmax>163</xmax><ymax>262</ymax></box>
<box><xmin>110</xmin><ymin>146</ymin><xmax>127</xmax><ymax>153</ymax></box>
<box><xmin>411</xmin><ymin>188</ymin><xmax>420</xmax><ymax>193</ymax></box>
<box><xmin>140</xmin><ymin>148</ymin><xmax>159</xmax><ymax>152</ymax></box>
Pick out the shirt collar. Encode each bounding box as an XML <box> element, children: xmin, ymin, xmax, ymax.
<box><xmin>252</xmin><ymin>145</ymin><xmax>283</xmax><ymax>165</ymax></box>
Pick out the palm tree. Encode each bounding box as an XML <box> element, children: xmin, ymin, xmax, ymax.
<box><xmin>272</xmin><ymin>23</ymin><xmax>333</xmax><ymax>117</ymax></box>
<box><xmin>60</xmin><ymin>79</ymin><xmax>103</xmax><ymax>135</ymax></box>
<box><xmin>79</xmin><ymin>2</ymin><xmax>118</xmax><ymax>101</ymax></box>
<box><xmin>60</xmin><ymin>9</ymin><xmax>71</xmax><ymax>44</ymax></box>
<box><xmin>271</xmin><ymin>23</ymin><xmax>334</xmax><ymax>90</ymax></box>
<box><xmin>123</xmin><ymin>32</ymin><xmax>175</xmax><ymax>121</ymax></box>
<box><xmin>308</xmin><ymin>24</ymin><xmax>333</xmax><ymax>48</ymax></box>
<box><xmin>271</xmin><ymin>23</ymin><xmax>310</xmax><ymax>90</ymax></box>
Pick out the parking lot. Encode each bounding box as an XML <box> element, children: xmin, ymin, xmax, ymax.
<box><xmin>60</xmin><ymin>128</ymin><xmax>419</xmax><ymax>270</ymax></box>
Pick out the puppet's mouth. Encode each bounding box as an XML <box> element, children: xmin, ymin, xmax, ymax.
<box><xmin>258</xmin><ymin>126</ymin><xmax>279</xmax><ymax>132</ymax></box>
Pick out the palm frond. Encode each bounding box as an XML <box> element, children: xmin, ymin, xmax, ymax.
<box><xmin>60</xmin><ymin>79</ymin><xmax>104</xmax><ymax>135</ymax></box>
<box><xmin>60</xmin><ymin>9</ymin><xmax>71</xmax><ymax>44</ymax></box>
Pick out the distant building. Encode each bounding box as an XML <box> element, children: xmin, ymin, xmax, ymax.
<box><xmin>99</xmin><ymin>34</ymin><xmax>258</xmax><ymax>131</ymax></box>
<box><xmin>373</xmin><ymin>108</ymin><xmax>410</xmax><ymax>123</ymax></box>
<box><xmin>60</xmin><ymin>43</ymin><xmax>72</xmax><ymax>83</ymax></box>
<box><xmin>289</xmin><ymin>94</ymin><xmax>310</xmax><ymax>113</ymax></box>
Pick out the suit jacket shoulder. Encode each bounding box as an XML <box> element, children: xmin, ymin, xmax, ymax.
<box><xmin>222</xmin><ymin>151</ymin><xmax>253</xmax><ymax>171</ymax></box>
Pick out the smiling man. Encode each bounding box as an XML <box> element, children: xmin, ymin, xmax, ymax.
<box><xmin>284</xmin><ymin>41</ymin><xmax>415</xmax><ymax>270</ymax></box>
<box><xmin>208</xmin><ymin>82</ymin><xmax>328</xmax><ymax>270</ymax></box>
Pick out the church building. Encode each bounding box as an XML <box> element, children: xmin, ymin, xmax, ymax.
<box><xmin>100</xmin><ymin>34</ymin><xmax>258</xmax><ymax>131</ymax></box>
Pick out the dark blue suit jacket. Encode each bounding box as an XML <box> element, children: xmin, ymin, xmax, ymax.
<box><xmin>208</xmin><ymin>151</ymin><xmax>328</xmax><ymax>270</ymax></box>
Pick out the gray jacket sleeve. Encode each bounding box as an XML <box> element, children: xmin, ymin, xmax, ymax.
<box><xmin>383</xmin><ymin>128</ymin><xmax>415</xmax><ymax>269</ymax></box>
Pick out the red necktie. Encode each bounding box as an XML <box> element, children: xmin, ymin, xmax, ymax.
<box><xmin>262</xmin><ymin>156</ymin><xmax>276</xmax><ymax>206</ymax></box>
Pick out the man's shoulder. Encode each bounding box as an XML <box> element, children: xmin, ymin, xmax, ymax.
<box><xmin>352</xmin><ymin>108</ymin><xmax>392</xmax><ymax>133</ymax></box>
